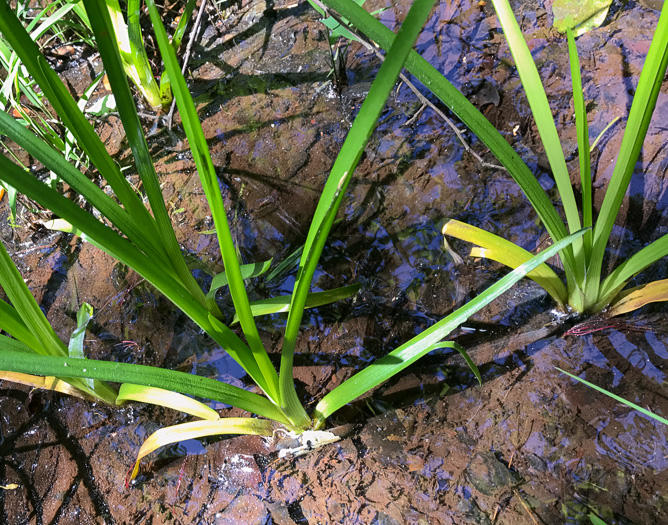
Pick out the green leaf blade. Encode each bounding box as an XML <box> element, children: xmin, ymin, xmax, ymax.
<box><xmin>313</xmin><ymin>228</ymin><xmax>588</xmax><ymax>427</ymax></box>
<box><xmin>279</xmin><ymin>0</ymin><xmax>437</xmax><ymax>428</ymax></box>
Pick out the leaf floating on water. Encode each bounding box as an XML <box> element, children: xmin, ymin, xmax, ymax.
<box><xmin>552</xmin><ymin>0</ymin><xmax>614</xmax><ymax>36</ymax></box>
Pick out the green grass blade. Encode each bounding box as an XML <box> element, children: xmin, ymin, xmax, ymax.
<box><xmin>83</xmin><ymin>0</ymin><xmax>210</xmax><ymax>310</ymax></box>
<box><xmin>0</xmin><ymin>111</ymin><xmax>160</xmax><ymax>257</ymax></box>
<box><xmin>314</xmin><ymin>0</ymin><xmax>577</xmax><ymax>286</ymax></box>
<box><xmin>170</xmin><ymin>0</ymin><xmax>197</xmax><ymax>51</ymax></box>
<box><xmin>490</xmin><ymin>0</ymin><xmax>582</xmax><ymax>278</ymax></box>
<box><xmin>232</xmin><ymin>284</ymin><xmax>361</xmax><ymax>323</ymax></box>
<box><xmin>0</xmin><ymin>155</ymin><xmax>270</xmax><ymax>393</ymax></box>
<box><xmin>206</xmin><ymin>259</ymin><xmax>273</xmax><ymax>302</ymax></box>
<box><xmin>0</xmin><ymin>333</ymin><xmax>35</xmax><ymax>355</ymax></box>
<box><xmin>568</xmin><ymin>28</ymin><xmax>592</xmax><ymax>257</ymax></box>
<box><xmin>157</xmin><ymin>0</ymin><xmax>197</xmax><ymax>101</ymax></box>
<box><xmin>145</xmin><ymin>0</ymin><xmax>279</xmax><ymax>402</ymax></box>
<box><xmin>0</xmin><ymin>238</ymin><xmax>67</xmax><ymax>357</ymax></box>
<box><xmin>587</xmin><ymin>4</ymin><xmax>668</xmax><ymax>303</ymax></box>
<box><xmin>597</xmin><ymin>232</ymin><xmax>668</xmax><ymax>308</ymax></box>
<box><xmin>0</xmin><ymin>2</ymin><xmax>157</xmax><ymax>233</ymax></box>
<box><xmin>265</xmin><ymin>246</ymin><xmax>303</xmax><ymax>283</ymax></box>
<box><xmin>280</xmin><ymin>0</ymin><xmax>437</xmax><ymax>428</ymax></box>
<box><xmin>28</xmin><ymin>2</ymin><xmax>77</xmax><ymax>41</ymax></box>
<box><xmin>0</xmin><ymin>349</ymin><xmax>290</xmax><ymax>425</ymax></box>
<box><xmin>427</xmin><ymin>341</ymin><xmax>481</xmax><ymax>385</ymax></box>
<box><xmin>0</xmin><ymin>241</ymin><xmax>116</xmax><ymax>403</ymax></box>
<box><xmin>125</xmin><ymin>0</ymin><xmax>164</xmax><ymax>108</ymax></box>
<box><xmin>0</xmin><ymin>300</ymin><xmax>43</xmax><ymax>350</ymax></box>
<box><xmin>556</xmin><ymin>367</ymin><xmax>668</xmax><ymax>426</ymax></box>
<box><xmin>313</xmin><ymin>228</ymin><xmax>587</xmax><ymax>427</ymax></box>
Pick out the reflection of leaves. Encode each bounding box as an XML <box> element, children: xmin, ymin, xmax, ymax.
<box><xmin>552</xmin><ymin>0</ymin><xmax>613</xmax><ymax>36</ymax></box>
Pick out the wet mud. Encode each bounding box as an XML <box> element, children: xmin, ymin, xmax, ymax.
<box><xmin>1</xmin><ymin>0</ymin><xmax>668</xmax><ymax>523</ymax></box>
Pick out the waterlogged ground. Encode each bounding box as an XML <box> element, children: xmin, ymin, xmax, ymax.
<box><xmin>1</xmin><ymin>0</ymin><xmax>668</xmax><ymax>523</ymax></box>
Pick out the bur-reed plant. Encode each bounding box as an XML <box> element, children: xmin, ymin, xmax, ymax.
<box><xmin>307</xmin><ymin>0</ymin><xmax>668</xmax><ymax>317</ymax></box>
<box><xmin>0</xmin><ymin>0</ymin><xmax>584</xmax><ymax>478</ymax></box>
<box><xmin>442</xmin><ymin>0</ymin><xmax>668</xmax><ymax>316</ymax></box>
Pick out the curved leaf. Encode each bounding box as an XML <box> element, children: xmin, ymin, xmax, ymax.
<box><xmin>606</xmin><ymin>279</ymin><xmax>668</xmax><ymax>317</ymax></box>
<box><xmin>129</xmin><ymin>417</ymin><xmax>275</xmax><ymax>481</ymax></box>
<box><xmin>117</xmin><ymin>384</ymin><xmax>221</xmax><ymax>421</ymax></box>
<box><xmin>443</xmin><ymin>219</ymin><xmax>567</xmax><ymax>306</ymax></box>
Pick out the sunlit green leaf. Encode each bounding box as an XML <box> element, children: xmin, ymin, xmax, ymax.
<box><xmin>552</xmin><ymin>0</ymin><xmax>613</xmax><ymax>37</ymax></box>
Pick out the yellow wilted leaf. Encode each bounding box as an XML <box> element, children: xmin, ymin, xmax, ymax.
<box><xmin>607</xmin><ymin>279</ymin><xmax>668</xmax><ymax>317</ymax></box>
<box><xmin>443</xmin><ymin>219</ymin><xmax>567</xmax><ymax>306</ymax></box>
<box><xmin>0</xmin><ymin>371</ymin><xmax>89</xmax><ymax>399</ymax></box>
<box><xmin>129</xmin><ymin>417</ymin><xmax>276</xmax><ymax>481</ymax></box>
<box><xmin>116</xmin><ymin>384</ymin><xmax>220</xmax><ymax>421</ymax></box>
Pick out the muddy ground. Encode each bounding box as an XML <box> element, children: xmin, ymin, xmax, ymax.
<box><xmin>1</xmin><ymin>0</ymin><xmax>668</xmax><ymax>523</ymax></box>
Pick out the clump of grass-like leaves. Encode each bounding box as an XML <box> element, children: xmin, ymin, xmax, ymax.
<box><xmin>443</xmin><ymin>0</ymin><xmax>668</xmax><ymax>316</ymax></box>
<box><xmin>0</xmin><ymin>0</ymin><xmax>584</xmax><ymax>481</ymax></box>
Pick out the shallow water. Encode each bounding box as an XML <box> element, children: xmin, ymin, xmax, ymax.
<box><xmin>1</xmin><ymin>0</ymin><xmax>668</xmax><ymax>523</ymax></box>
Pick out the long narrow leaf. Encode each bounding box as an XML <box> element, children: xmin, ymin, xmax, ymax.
<box><xmin>0</xmin><ymin>2</ymin><xmax>158</xmax><ymax>235</ymax></box>
<box><xmin>605</xmin><ymin>279</ymin><xmax>668</xmax><ymax>317</ymax></box>
<box><xmin>0</xmin><ymin>300</ymin><xmax>44</xmax><ymax>351</ymax></box>
<box><xmin>568</xmin><ymin>28</ymin><xmax>592</xmax><ymax>257</ymax></box>
<box><xmin>0</xmin><ymin>349</ymin><xmax>290</xmax><ymax>425</ymax></box>
<box><xmin>232</xmin><ymin>284</ymin><xmax>361</xmax><ymax>323</ymax></box>
<box><xmin>313</xmin><ymin>228</ymin><xmax>587</xmax><ymax>427</ymax></box>
<box><xmin>280</xmin><ymin>0</ymin><xmax>436</xmax><ymax>428</ymax></box>
<box><xmin>0</xmin><ymin>110</ymin><xmax>166</xmax><ymax>262</ymax></box>
<box><xmin>145</xmin><ymin>0</ymin><xmax>279</xmax><ymax>403</ymax></box>
<box><xmin>587</xmin><ymin>3</ymin><xmax>668</xmax><ymax>305</ymax></box>
<box><xmin>0</xmin><ymin>370</ymin><xmax>89</xmax><ymax>398</ymax></box>
<box><xmin>126</xmin><ymin>0</ymin><xmax>164</xmax><ymax>108</ymax></box>
<box><xmin>0</xmin><ymin>156</ymin><xmax>267</xmax><ymax>391</ymax></box>
<box><xmin>129</xmin><ymin>417</ymin><xmax>275</xmax><ymax>480</ymax></box>
<box><xmin>206</xmin><ymin>259</ymin><xmax>273</xmax><ymax>302</ymax></box>
<box><xmin>556</xmin><ymin>367</ymin><xmax>668</xmax><ymax>426</ymax></box>
<box><xmin>443</xmin><ymin>219</ymin><xmax>567</xmax><ymax>306</ymax></box>
<box><xmin>490</xmin><ymin>0</ymin><xmax>583</xmax><ymax>282</ymax></box>
<box><xmin>82</xmin><ymin>0</ymin><xmax>209</xmax><ymax>310</ymax></box>
<box><xmin>427</xmin><ymin>341</ymin><xmax>481</xmax><ymax>385</ymax></box>
<box><xmin>315</xmin><ymin>0</ymin><xmax>577</xmax><ymax>286</ymax></box>
<box><xmin>0</xmin><ymin>240</ymin><xmax>116</xmax><ymax>403</ymax></box>
<box><xmin>117</xmin><ymin>384</ymin><xmax>221</xmax><ymax>420</ymax></box>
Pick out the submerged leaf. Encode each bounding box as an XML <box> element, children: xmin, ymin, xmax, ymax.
<box><xmin>552</xmin><ymin>0</ymin><xmax>613</xmax><ymax>36</ymax></box>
